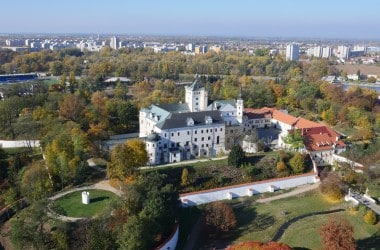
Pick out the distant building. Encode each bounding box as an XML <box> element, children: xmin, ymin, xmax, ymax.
<box><xmin>195</xmin><ymin>45</ymin><xmax>208</xmax><ymax>54</ymax></box>
<box><xmin>322</xmin><ymin>47</ymin><xmax>332</xmax><ymax>58</ymax></box>
<box><xmin>110</xmin><ymin>36</ymin><xmax>119</xmax><ymax>50</ymax></box>
<box><xmin>336</xmin><ymin>45</ymin><xmax>350</xmax><ymax>59</ymax></box>
<box><xmin>285</xmin><ymin>44</ymin><xmax>299</xmax><ymax>61</ymax></box>
<box><xmin>313</xmin><ymin>46</ymin><xmax>322</xmax><ymax>57</ymax></box>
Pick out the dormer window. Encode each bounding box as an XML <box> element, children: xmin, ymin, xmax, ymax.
<box><xmin>187</xmin><ymin>117</ymin><xmax>194</xmax><ymax>126</ymax></box>
<box><xmin>205</xmin><ymin>116</ymin><xmax>213</xmax><ymax>124</ymax></box>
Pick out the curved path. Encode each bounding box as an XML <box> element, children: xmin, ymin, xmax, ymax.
<box><xmin>47</xmin><ymin>180</ymin><xmax>122</xmax><ymax>222</ymax></box>
<box><xmin>271</xmin><ymin>208</ymin><xmax>344</xmax><ymax>241</ymax></box>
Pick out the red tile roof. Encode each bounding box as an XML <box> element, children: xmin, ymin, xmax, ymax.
<box><xmin>303</xmin><ymin>126</ymin><xmax>346</xmax><ymax>151</ymax></box>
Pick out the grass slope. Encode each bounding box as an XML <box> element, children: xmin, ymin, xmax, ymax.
<box><xmin>53</xmin><ymin>189</ymin><xmax>117</xmax><ymax>218</ymax></box>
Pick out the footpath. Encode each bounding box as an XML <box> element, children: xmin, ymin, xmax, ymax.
<box><xmin>47</xmin><ymin>180</ymin><xmax>122</xmax><ymax>222</ymax></box>
<box><xmin>183</xmin><ymin>183</ymin><xmax>320</xmax><ymax>250</ymax></box>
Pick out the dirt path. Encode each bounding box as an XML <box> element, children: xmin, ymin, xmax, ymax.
<box><xmin>256</xmin><ymin>183</ymin><xmax>319</xmax><ymax>203</ymax></box>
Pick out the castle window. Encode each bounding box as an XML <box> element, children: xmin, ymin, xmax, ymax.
<box><xmin>178</xmin><ymin>132</ymin><xmax>180</xmax><ymax>136</ymax></box>
<box><xmin>201</xmin><ymin>137</ymin><xmax>204</xmax><ymax>141</ymax></box>
<box><xmin>171</xmin><ymin>133</ymin><xmax>174</xmax><ymax>136</ymax></box>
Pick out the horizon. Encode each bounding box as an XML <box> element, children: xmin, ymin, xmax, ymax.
<box><xmin>2</xmin><ymin>0</ymin><xmax>380</xmax><ymax>40</ymax></box>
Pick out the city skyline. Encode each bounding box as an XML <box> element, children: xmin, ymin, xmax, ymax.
<box><xmin>2</xmin><ymin>0</ymin><xmax>380</xmax><ymax>40</ymax></box>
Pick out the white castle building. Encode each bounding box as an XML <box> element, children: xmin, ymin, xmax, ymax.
<box><xmin>139</xmin><ymin>77</ymin><xmax>346</xmax><ymax>166</ymax></box>
<box><xmin>139</xmin><ymin>77</ymin><xmax>243</xmax><ymax>165</ymax></box>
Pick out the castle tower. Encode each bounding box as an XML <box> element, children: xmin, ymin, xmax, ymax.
<box><xmin>236</xmin><ymin>87</ymin><xmax>244</xmax><ymax>124</ymax></box>
<box><xmin>185</xmin><ymin>75</ymin><xmax>208</xmax><ymax>112</ymax></box>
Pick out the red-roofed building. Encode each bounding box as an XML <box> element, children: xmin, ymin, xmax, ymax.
<box><xmin>303</xmin><ymin>126</ymin><xmax>346</xmax><ymax>166</ymax></box>
<box><xmin>243</xmin><ymin>107</ymin><xmax>346</xmax><ymax>166</ymax></box>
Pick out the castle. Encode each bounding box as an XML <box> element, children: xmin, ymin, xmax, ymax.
<box><xmin>139</xmin><ymin>77</ymin><xmax>346</xmax><ymax>166</ymax></box>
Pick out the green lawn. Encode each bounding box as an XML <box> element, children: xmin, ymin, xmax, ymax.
<box><xmin>194</xmin><ymin>191</ymin><xmax>379</xmax><ymax>249</ymax></box>
<box><xmin>52</xmin><ymin>189</ymin><xmax>117</xmax><ymax>218</ymax></box>
<box><xmin>280</xmin><ymin>211</ymin><xmax>379</xmax><ymax>249</ymax></box>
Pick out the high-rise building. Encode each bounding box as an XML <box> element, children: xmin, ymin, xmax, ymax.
<box><xmin>322</xmin><ymin>47</ymin><xmax>332</xmax><ymax>58</ymax></box>
<box><xmin>286</xmin><ymin>44</ymin><xmax>299</xmax><ymax>61</ymax></box>
<box><xmin>313</xmin><ymin>46</ymin><xmax>322</xmax><ymax>57</ymax></box>
<box><xmin>336</xmin><ymin>46</ymin><xmax>350</xmax><ymax>59</ymax></box>
<box><xmin>110</xmin><ymin>36</ymin><xmax>119</xmax><ymax>50</ymax></box>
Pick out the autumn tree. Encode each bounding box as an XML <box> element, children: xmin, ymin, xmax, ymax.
<box><xmin>319</xmin><ymin>172</ymin><xmax>345</xmax><ymax>201</ymax></box>
<box><xmin>181</xmin><ymin>167</ymin><xmax>189</xmax><ymax>186</ymax></box>
<box><xmin>364</xmin><ymin>210</ymin><xmax>377</xmax><ymax>225</ymax></box>
<box><xmin>228</xmin><ymin>144</ymin><xmax>245</xmax><ymax>167</ymax></box>
<box><xmin>20</xmin><ymin>161</ymin><xmax>53</xmax><ymax>201</ymax></box>
<box><xmin>289</xmin><ymin>152</ymin><xmax>305</xmax><ymax>174</ymax></box>
<box><xmin>276</xmin><ymin>160</ymin><xmax>287</xmax><ymax>172</ymax></box>
<box><xmin>107</xmin><ymin>139</ymin><xmax>148</xmax><ymax>180</ymax></box>
<box><xmin>320</xmin><ymin>217</ymin><xmax>356</xmax><ymax>250</ymax></box>
<box><xmin>204</xmin><ymin>202</ymin><xmax>237</xmax><ymax>235</ymax></box>
<box><xmin>58</xmin><ymin>93</ymin><xmax>86</xmax><ymax>123</ymax></box>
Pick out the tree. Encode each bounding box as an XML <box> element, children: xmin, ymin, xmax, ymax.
<box><xmin>320</xmin><ymin>217</ymin><xmax>356</xmax><ymax>250</ymax></box>
<box><xmin>107</xmin><ymin>139</ymin><xmax>148</xmax><ymax>179</ymax></box>
<box><xmin>283</xmin><ymin>129</ymin><xmax>304</xmax><ymax>151</ymax></box>
<box><xmin>289</xmin><ymin>152</ymin><xmax>305</xmax><ymax>174</ymax></box>
<box><xmin>10</xmin><ymin>200</ymin><xmax>51</xmax><ymax>250</ymax></box>
<box><xmin>204</xmin><ymin>202</ymin><xmax>237</xmax><ymax>235</ymax></box>
<box><xmin>20</xmin><ymin>161</ymin><xmax>53</xmax><ymax>201</ymax></box>
<box><xmin>117</xmin><ymin>216</ymin><xmax>151</xmax><ymax>250</ymax></box>
<box><xmin>364</xmin><ymin>210</ymin><xmax>377</xmax><ymax>225</ymax></box>
<box><xmin>181</xmin><ymin>168</ymin><xmax>189</xmax><ymax>186</ymax></box>
<box><xmin>58</xmin><ymin>94</ymin><xmax>86</xmax><ymax>122</ymax></box>
<box><xmin>276</xmin><ymin>160</ymin><xmax>287</xmax><ymax>172</ymax></box>
<box><xmin>228</xmin><ymin>144</ymin><xmax>245</xmax><ymax>167</ymax></box>
<box><xmin>319</xmin><ymin>172</ymin><xmax>345</xmax><ymax>201</ymax></box>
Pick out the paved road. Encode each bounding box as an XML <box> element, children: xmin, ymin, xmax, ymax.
<box><xmin>348</xmin><ymin>192</ymin><xmax>380</xmax><ymax>215</ymax></box>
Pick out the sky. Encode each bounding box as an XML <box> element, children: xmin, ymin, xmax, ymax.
<box><xmin>1</xmin><ymin>0</ymin><xmax>380</xmax><ymax>40</ymax></box>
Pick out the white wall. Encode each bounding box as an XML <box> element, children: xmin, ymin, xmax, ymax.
<box><xmin>180</xmin><ymin>173</ymin><xmax>318</xmax><ymax>206</ymax></box>
<box><xmin>157</xmin><ymin>224</ymin><xmax>179</xmax><ymax>250</ymax></box>
<box><xmin>0</xmin><ymin>140</ymin><xmax>40</xmax><ymax>148</ymax></box>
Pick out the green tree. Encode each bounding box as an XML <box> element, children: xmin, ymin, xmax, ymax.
<box><xmin>228</xmin><ymin>144</ymin><xmax>245</xmax><ymax>167</ymax></box>
<box><xmin>283</xmin><ymin>129</ymin><xmax>304</xmax><ymax>151</ymax></box>
<box><xmin>118</xmin><ymin>216</ymin><xmax>151</xmax><ymax>250</ymax></box>
<box><xmin>10</xmin><ymin>200</ymin><xmax>51</xmax><ymax>250</ymax></box>
<box><xmin>107</xmin><ymin>139</ymin><xmax>148</xmax><ymax>179</ymax></box>
<box><xmin>289</xmin><ymin>152</ymin><xmax>305</xmax><ymax>174</ymax></box>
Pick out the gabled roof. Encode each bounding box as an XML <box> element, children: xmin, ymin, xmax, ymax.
<box><xmin>208</xmin><ymin>100</ymin><xmax>237</xmax><ymax>112</ymax></box>
<box><xmin>294</xmin><ymin>118</ymin><xmax>321</xmax><ymax>129</ymax></box>
<box><xmin>303</xmin><ymin>126</ymin><xmax>346</xmax><ymax>151</ymax></box>
<box><xmin>244</xmin><ymin>107</ymin><xmax>272</xmax><ymax>119</ymax></box>
<box><xmin>271</xmin><ymin>109</ymin><xmax>299</xmax><ymax>125</ymax></box>
<box><xmin>156</xmin><ymin>110</ymin><xmax>224</xmax><ymax>130</ymax></box>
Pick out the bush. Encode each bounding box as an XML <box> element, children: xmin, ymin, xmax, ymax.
<box><xmin>364</xmin><ymin>210</ymin><xmax>378</xmax><ymax>225</ymax></box>
<box><xmin>228</xmin><ymin>144</ymin><xmax>245</xmax><ymax>168</ymax></box>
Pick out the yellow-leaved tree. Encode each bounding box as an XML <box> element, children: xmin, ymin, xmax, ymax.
<box><xmin>107</xmin><ymin>139</ymin><xmax>148</xmax><ymax>180</ymax></box>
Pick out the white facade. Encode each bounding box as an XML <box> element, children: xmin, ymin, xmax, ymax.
<box><xmin>180</xmin><ymin>173</ymin><xmax>318</xmax><ymax>206</ymax></box>
<box><xmin>337</xmin><ymin>45</ymin><xmax>350</xmax><ymax>59</ymax></box>
<box><xmin>322</xmin><ymin>47</ymin><xmax>332</xmax><ymax>58</ymax></box>
<box><xmin>185</xmin><ymin>79</ymin><xmax>208</xmax><ymax>112</ymax></box>
<box><xmin>286</xmin><ymin>44</ymin><xmax>299</xmax><ymax>61</ymax></box>
<box><xmin>110</xmin><ymin>36</ymin><xmax>119</xmax><ymax>50</ymax></box>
